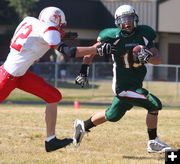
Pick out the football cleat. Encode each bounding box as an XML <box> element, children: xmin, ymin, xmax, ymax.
<box><xmin>147</xmin><ymin>137</ymin><xmax>171</xmax><ymax>153</ymax></box>
<box><xmin>45</xmin><ymin>137</ymin><xmax>73</xmax><ymax>152</ymax></box>
<box><xmin>73</xmin><ymin>119</ymin><xmax>86</xmax><ymax>147</ymax></box>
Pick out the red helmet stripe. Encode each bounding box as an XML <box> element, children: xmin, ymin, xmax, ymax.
<box><xmin>44</xmin><ymin>26</ymin><xmax>59</xmax><ymax>33</ymax></box>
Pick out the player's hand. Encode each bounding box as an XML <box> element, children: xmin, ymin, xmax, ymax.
<box><xmin>96</xmin><ymin>42</ymin><xmax>111</xmax><ymax>56</ymax></box>
<box><xmin>138</xmin><ymin>48</ymin><xmax>153</xmax><ymax>64</ymax></box>
<box><xmin>133</xmin><ymin>45</ymin><xmax>153</xmax><ymax>64</ymax></box>
<box><xmin>75</xmin><ymin>74</ymin><xmax>89</xmax><ymax>88</ymax></box>
<box><xmin>75</xmin><ymin>64</ymin><xmax>89</xmax><ymax>88</ymax></box>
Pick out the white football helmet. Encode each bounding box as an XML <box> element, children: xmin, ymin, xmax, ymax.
<box><xmin>115</xmin><ymin>5</ymin><xmax>138</xmax><ymax>30</ymax></box>
<box><xmin>39</xmin><ymin>6</ymin><xmax>67</xmax><ymax>28</ymax></box>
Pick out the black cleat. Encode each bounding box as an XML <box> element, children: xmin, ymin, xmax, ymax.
<box><xmin>45</xmin><ymin>137</ymin><xmax>73</xmax><ymax>152</ymax></box>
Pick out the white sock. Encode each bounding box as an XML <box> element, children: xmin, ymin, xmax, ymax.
<box><xmin>45</xmin><ymin>135</ymin><xmax>56</xmax><ymax>142</ymax></box>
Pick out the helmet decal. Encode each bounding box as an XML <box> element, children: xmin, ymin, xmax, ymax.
<box><xmin>39</xmin><ymin>7</ymin><xmax>66</xmax><ymax>28</ymax></box>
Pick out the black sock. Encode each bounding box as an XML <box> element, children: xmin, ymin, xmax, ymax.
<box><xmin>148</xmin><ymin>128</ymin><xmax>157</xmax><ymax>140</ymax></box>
<box><xmin>84</xmin><ymin>117</ymin><xmax>95</xmax><ymax>131</ymax></box>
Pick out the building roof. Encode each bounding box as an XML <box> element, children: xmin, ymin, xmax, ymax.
<box><xmin>38</xmin><ymin>0</ymin><xmax>158</xmax><ymax>30</ymax></box>
<box><xmin>37</xmin><ymin>0</ymin><xmax>114</xmax><ymax>29</ymax></box>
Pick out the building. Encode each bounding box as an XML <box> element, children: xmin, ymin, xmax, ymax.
<box><xmin>0</xmin><ymin>0</ymin><xmax>180</xmax><ymax>65</ymax></box>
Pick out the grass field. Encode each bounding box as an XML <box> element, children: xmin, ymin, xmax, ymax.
<box><xmin>0</xmin><ymin>104</ymin><xmax>179</xmax><ymax>164</ymax></box>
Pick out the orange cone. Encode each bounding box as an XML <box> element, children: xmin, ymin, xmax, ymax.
<box><xmin>74</xmin><ymin>100</ymin><xmax>80</xmax><ymax>109</ymax></box>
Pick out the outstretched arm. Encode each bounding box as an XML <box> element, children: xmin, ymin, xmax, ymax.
<box><xmin>55</xmin><ymin>42</ymin><xmax>112</xmax><ymax>87</ymax></box>
<box><xmin>55</xmin><ymin>43</ymin><xmax>96</xmax><ymax>58</ymax></box>
<box><xmin>75</xmin><ymin>42</ymin><xmax>112</xmax><ymax>87</ymax></box>
<box><xmin>55</xmin><ymin>42</ymin><xmax>111</xmax><ymax>58</ymax></box>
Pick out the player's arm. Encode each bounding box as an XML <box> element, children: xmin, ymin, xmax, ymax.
<box><xmin>148</xmin><ymin>47</ymin><xmax>161</xmax><ymax>65</ymax></box>
<box><xmin>75</xmin><ymin>41</ymin><xmax>111</xmax><ymax>87</ymax></box>
<box><xmin>139</xmin><ymin>26</ymin><xmax>161</xmax><ymax>65</ymax></box>
<box><xmin>44</xmin><ymin>29</ymin><xmax>110</xmax><ymax>58</ymax></box>
<box><xmin>74</xmin><ymin>43</ymin><xmax>99</xmax><ymax>88</ymax></box>
<box><xmin>74</xmin><ymin>53</ymin><xmax>96</xmax><ymax>87</ymax></box>
<box><xmin>54</xmin><ymin>43</ymin><xmax>95</xmax><ymax>58</ymax></box>
<box><xmin>55</xmin><ymin>41</ymin><xmax>111</xmax><ymax>58</ymax></box>
<box><xmin>133</xmin><ymin>45</ymin><xmax>161</xmax><ymax>65</ymax></box>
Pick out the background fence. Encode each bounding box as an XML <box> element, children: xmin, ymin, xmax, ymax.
<box><xmin>0</xmin><ymin>61</ymin><xmax>179</xmax><ymax>106</ymax></box>
<box><xmin>28</xmin><ymin>62</ymin><xmax>180</xmax><ymax>97</ymax></box>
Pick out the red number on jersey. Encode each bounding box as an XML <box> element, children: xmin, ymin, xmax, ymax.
<box><xmin>10</xmin><ymin>22</ymin><xmax>32</xmax><ymax>51</ymax></box>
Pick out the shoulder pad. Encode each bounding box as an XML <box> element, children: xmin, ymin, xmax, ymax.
<box><xmin>135</xmin><ymin>25</ymin><xmax>156</xmax><ymax>41</ymax></box>
<box><xmin>97</xmin><ymin>28</ymin><xmax>120</xmax><ymax>42</ymax></box>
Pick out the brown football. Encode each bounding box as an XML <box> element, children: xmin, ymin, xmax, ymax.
<box><xmin>132</xmin><ymin>45</ymin><xmax>144</xmax><ymax>67</ymax></box>
<box><xmin>132</xmin><ymin>45</ymin><xmax>144</xmax><ymax>55</ymax></box>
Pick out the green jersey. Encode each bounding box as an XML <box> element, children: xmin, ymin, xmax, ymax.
<box><xmin>98</xmin><ymin>25</ymin><xmax>156</xmax><ymax>94</ymax></box>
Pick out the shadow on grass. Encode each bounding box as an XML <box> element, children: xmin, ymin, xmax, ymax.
<box><xmin>123</xmin><ymin>155</ymin><xmax>164</xmax><ymax>160</ymax></box>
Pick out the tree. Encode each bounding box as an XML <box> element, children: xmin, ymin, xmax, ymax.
<box><xmin>6</xmin><ymin>0</ymin><xmax>39</xmax><ymax>19</ymax></box>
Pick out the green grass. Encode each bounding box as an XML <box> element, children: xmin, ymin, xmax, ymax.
<box><xmin>0</xmin><ymin>104</ymin><xmax>179</xmax><ymax>164</ymax></box>
<box><xmin>1</xmin><ymin>81</ymin><xmax>179</xmax><ymax>163</ymax></box>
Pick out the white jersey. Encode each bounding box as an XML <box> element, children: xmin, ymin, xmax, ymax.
<box><xmin>4</xmin><ymin>17</ymin><xmax>61</xmax><ymax>76</ymax></box>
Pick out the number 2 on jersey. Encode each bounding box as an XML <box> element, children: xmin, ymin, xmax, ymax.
<box><xmin>10</xmin><ymin>22</ymin><xmax>32</xmax><ymax>51</ymax></box>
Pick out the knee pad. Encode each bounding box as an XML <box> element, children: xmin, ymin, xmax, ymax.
<box><xmin>136</xmin><ymin>88</ymin><xmax>162</xmax><ymax>111</ymax></box>
<box><xmin>105</xmin><ymin>96</ymin><xmax>132</xmax><ymax>122</ymax></box>
<box><xmin>147</xmin><ymin>93</ymin><xmax>162</xmax><ymax>111</ymax></box>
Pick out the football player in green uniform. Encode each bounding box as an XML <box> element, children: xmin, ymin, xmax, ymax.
<box><xmin>73</xmin><ymin>4</ymin><xmax>171</xmax><ymax>153</ymax></box>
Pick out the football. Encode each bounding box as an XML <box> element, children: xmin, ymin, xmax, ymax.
<box><xmin>132</xmin><ymin>45</ymin><xmax>144</xmax><ymax>55</ymax></box>
<box><xmin>132</xmin><ymin>45</ymin><xmax>144</xmax><ymax>67</ymax></box>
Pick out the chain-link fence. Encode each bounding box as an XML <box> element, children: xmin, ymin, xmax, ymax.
<box><xmin>28</xmin><ymin>62</ymin><xmax>180</xmax><ymax>97</ymax></box>
<box><xmin>1</xmin><ymin>61</ymin><xmax>180</xmax><ymax>105</ymax></box>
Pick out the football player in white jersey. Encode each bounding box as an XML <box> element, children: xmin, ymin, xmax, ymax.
<box><xmin>0</xmin><ymin>6</ymin><xmax>111</xmax><ymax>152</ymax></box>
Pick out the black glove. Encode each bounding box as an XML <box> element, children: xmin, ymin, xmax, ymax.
<box><xmin>75</xmin><ymin>64</ymin><xmax>89</xmax><ymax>88</ymax></box>
<box><xmin>135</xmin><ymin>47</ymin><xmax>153</xmax><ymax>64</ymax></box>
<box><xmin>96</xmin><ymin>42</ymin><xmax>111</xmax><ymax>56</ymax></box>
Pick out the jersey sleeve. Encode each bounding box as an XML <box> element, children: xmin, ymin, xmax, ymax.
<box><xmin>137</xmin><ymin>25</ymin><xmax>156</xmax><ymax>48</ymax></box>
<box><xmin>43</xmin><ymin>27</ymin><xmax>61</xmax><ymax>48</ymax></box>
<box><xmin>97</xmin><ymin>28</ymin><xmax>120</xmax><ymax>43</ymax></box>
